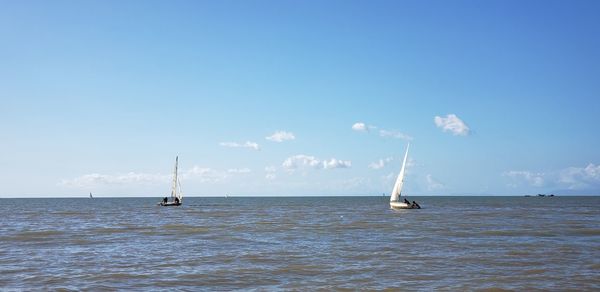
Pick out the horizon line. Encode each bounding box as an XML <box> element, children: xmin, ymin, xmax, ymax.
<box><xmin>1</xmin><ymin>194</ymin><xmax>598</xmax><ymax>199</ymax></box>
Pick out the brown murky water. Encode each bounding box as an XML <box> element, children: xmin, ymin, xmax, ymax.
<box><xmin>1</xmin><ymin>196</ymin><xmax>599</xmax><ymax>290</ymax></box>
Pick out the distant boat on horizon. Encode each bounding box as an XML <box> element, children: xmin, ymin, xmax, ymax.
<box><xmin>89</xmin><ymin>192</ymin><xmax>93</xmax><ymax>199</ymax></box>
<box><xmin>529</xmin><ymin>193</ymin><xmax>555</xmax><ymax>197</ymax></box>
<box><xmin>159</xmin><ymin>156</ymin><xmax>183</xmax><ymax>206</ymax></box>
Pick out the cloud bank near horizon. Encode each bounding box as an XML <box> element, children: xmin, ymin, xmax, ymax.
<box><xmin>59</xmin><ymin>165</ymin><xmax>254</xmax><ymax>189</ymax></box>
<box><xmin>503</xmin><ymin>163</ymin><xmax>600</xmax><ymax>191</ymax></box>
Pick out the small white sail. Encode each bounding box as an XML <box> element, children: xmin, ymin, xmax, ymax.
<box><xmin>390</xmin><ymin>143</ymin><xmax>410</xmax><ymax>202</ymax></box>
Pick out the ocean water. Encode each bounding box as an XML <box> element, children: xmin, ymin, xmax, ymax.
<box><xmin>1</xmin><ymin>196</ymin><xmax>599</xmax><ymax>290</ymax></box>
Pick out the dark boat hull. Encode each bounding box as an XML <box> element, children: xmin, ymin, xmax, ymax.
<box><xmin>159</xmin><ymin>202</ymin><xmax>182</xmax><ymax>206</ymax></box>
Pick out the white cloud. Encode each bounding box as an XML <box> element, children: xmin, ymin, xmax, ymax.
<box><xmin>434</xmin><ymin>114</ymin><xmax>470</xmax><ymax>136</ymax></box>
<box><xmin>353</xmin><ymin>122</ymin><xmax>412</xmax><ymax>141</ymax></box>
<box><xmin>331</xmin><ymin>177</ymin><xmax>373</xmax><ymax>192</ymax></box>
<box><xmin>266</xmin><ymin>131</ymin><xmax>296</xmax><ymax>142</ymax></box>
<box><xmin>369</xmin><ymin>157</ymin><xmax>394</xmax><ymax>170</ymax></box>
<box><xmin>185</xmin><ymin>166</ymin><xmax>228</xmax><ymax>183</ymax></box>
<box><xmin>406</xmin><ymin>157</ymin><xmax>418</xmax><ymax>169</ymax></box>
<box><xmin>382</xmin><ymin>172</ymin><xmax>397</xmax><ymax>189</ymax></box>
<box><xmin>323</xmin><ymin>158</ymin><xmax>352</xmax><ymax>169</ymax></box>
<box><xmin>501</xmin><ymin>163</ymin><xmax>600</xmax><ymax>191</ymax></box>
<box><xmin>426</xmin><ymin>174</ymin><xmax>445</xmax><ymax>191</ymax></box>
<box><xmin>503</xmin><ymin>170</ymin><xmax>545</xmax><ymax>187</ymax></box>
<box><xmin>282</xmin><ymin>155</ymin><xmax>351</xmax><ymax>172</ymax></box>
<box><xmin>265</xmin><ymin>166</ymin><xmax>277</xmax><ymax>180</ymax></box>
<box><xmin>219</xmin><ymin>141</ymin><xmax>260</xmax><ymax>151</ymax></box>
<box><xmin>387</xmin><ymin>157</ymin><xmax>417</xmax><ymax>173</ymax></box>
<box><xmin>559</xmin><ymin>163</ymin><xmax>600</xmax><ymax>190</ymax></box>
<box><xmin>352</xmin><ymin>122</ymin><xmax>369</xmax><ymax>132</ymax></box>
<box><xmin>384</xmin><ymin>172</ymin><xmax>396</xmax><ymax>181</ymax></box>
<box><xmin>282</xmin><ymin>155</ymin><xmax>321</xmax><ymax>171</ymax></box>
<box><xmin>58</xmin><ymin>172</ymin><xmax>169</xmax><ymax>188</ymax></box>
<box><xmin>61</xmin><ymin>164</ymin><xmax>256</xmax><ymax>189</ymax></box>
<box><xmin>177</xmin><ymin>165</ymin><xmax>254</xmax><ymax>182</ymax></box>
<box><xmin>379</xmin><ymin>129</ymin><xmax>413</xmax><ymax>141</ymax></box>
<box><xmin>227</xmin><ymin>168</ymin><xmax>251</xmax><ymax>174</ymax></box>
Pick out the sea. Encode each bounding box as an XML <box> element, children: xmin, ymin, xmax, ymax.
<box><xmin>1</xmin><ymin>196</ymin><xmax>599</xmax><ymax>291</ymax></box>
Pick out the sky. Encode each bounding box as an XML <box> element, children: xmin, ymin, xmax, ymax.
<box><xmin>1</xmin><ymin>0</ymin><xmax>599</xmax><ymax>197</ymax></box>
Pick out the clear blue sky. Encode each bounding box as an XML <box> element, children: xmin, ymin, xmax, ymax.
<box><xmin>1</xmin><ymin>0</ymin><xmax>599</xmax><ymax>197</ymax></box>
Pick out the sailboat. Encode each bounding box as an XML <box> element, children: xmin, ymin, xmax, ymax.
<box><xmin>389</xmin><ymin>143</ymin><xmax>414</xmax><ymax>209</ymax></box>
<box><xmin>89</xmin><ymin>192</ymin><xmax>93</xmax><ymax>199</ymax></box>
<box><xmin>159</xmin><ymin>156</ymin><xmax>183</xmax><ymax>206</ymax></box>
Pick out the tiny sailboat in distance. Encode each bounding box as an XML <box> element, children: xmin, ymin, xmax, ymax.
<box><xmin>159</xmin><ymin>156</ymin><xmax>183</xmax><ymax>206</ymax></box>
<box><xmin>390</xmin><ymin>143</ymin><xmax>419</xmax><ymax>209</ymax></box>
<box><xmin>89</xmin><ymin>192</ymin><xmax>93</xmax><ymax>199</ymax></box>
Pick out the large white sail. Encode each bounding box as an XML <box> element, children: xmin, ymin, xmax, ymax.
<box><xmin>170</xmin><ymin>156</ymin><xmax>181</xmax><ymax>201</ymax></box>
<box><xmin>390</xmin><ymin>143</ymin><xmax>410</xmax><ymax>202</ymax></box>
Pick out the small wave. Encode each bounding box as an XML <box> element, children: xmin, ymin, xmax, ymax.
<box><xmin>272</xmin><ymin>264</ymin><xmax>323</xmax><ymax>276</ymax></box>
<box><xmin>70</xmin><ymin>238</ymin><xmax>94</xmax><ymax>245</ymax></box>
<box><xmin>506</xmin><ymin>250</ymin><xmax>532</xmax><ymax>257</ymax></box>
<box><xmin>51</xmin><ymin>211</ymin><xmax>85</xmax><ymax>216</ymax></box>
<box><xmin>17</xmin><ymin>230</ymin><xmax>64</xmax><ymax>237</ymax></box>
<box><xmin>568</xmin><ymin>229</ymin><xmax>600</xmax><ymax>236</ymax></box>
<box><xmin>254</xmin><ymin>220</ymin><xmax>278</xmax><ymax>225</ymax></box>
<box><xmin>587</xmin><ymin>263</ymin><xmax>600</xmax><ymax>271</ymax></box>
<box><xmin>522</xmin><ymin>269</ymin><xmax>547</xmax><ymax>275</ymax></box>
<box><xmin>238</xmin><ymin>254</ymin><xmax>280</xmax><ymax>264</ymax></box>
<box><xmin>90</xmin><ymin>227</ymin><xmax>130</xmax><ymax>234</ymax></box>
<box><xmin>156</xmin><ymin>224</ymin><xmax>209</xmax><ymax>234</ymax></box>
<box><xmin>181</xmin><ymin>226</ymin><xmax>210</xmax><ymax>234</ymax></box>
<box><xmin>1</xmin><ymin>230</ymin><xmax>66</xmax><ymax>242</ymax></box>
<box><xmin>437</xmin><ymin>231</ymin><xmax>472</xmax><ymax>237</ymax></box>
<box><xmin>119</xmin><ymin>225</ymin><xmax>157</xmax><ymax>232</ymax></box>
<box><xmin>342</xmin><ymin>222</ymin><xmax>389</xmax><ymax>230</ymax></box>
<box><xmin>481</xmin><ymin>230</ymin><xmax>556</xmax><ymax>237</ymax></box>
<box><xmin>229</xmin><ymin>225</ymin><xmax>247</xmax><ymax>232</ymax></box>
<box><xmin>89</xmin><ymin>273</ymin><xmax>152</xmax><ymax>281</ymax></box>
<box><xmin>408</xmin><ymin>274</ymin><xmax>441</xmax><ymax>281</ymax></box>
<box><xmin>160</xmin><ymin>224</ymin><xmax>189</xmax><ymax>229</ymax></box>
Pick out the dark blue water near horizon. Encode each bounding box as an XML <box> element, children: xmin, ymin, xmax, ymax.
<box><xmin>1</xmin><ymin>196</ymin><xmax>599</xmax><ymax>290</ymax></box>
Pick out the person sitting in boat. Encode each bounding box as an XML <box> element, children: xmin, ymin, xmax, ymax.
<box><xmin>174</xmin><ymin>197</ymin><xmax>180</xmax><ymax>204</ymax></box>
<box><xmin>403</xmin><ymin>198</ymin><xmax>410</xmax><ymax>205</ymax></box>
<box><xmin>163</xmin><ymin>197</ymin><xmax>168</xmax><ymax>204</ymax></box>
<box><xmin>411</xmin><ymin>201</ymin><xmax>421</xmax><ymax>209</ymax></box>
